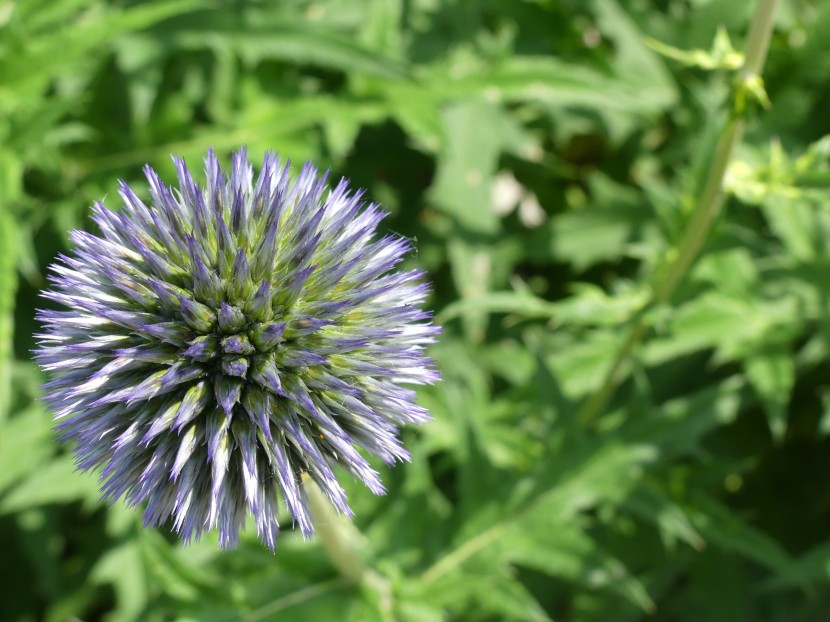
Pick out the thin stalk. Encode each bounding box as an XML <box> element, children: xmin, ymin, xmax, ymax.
<box><xmin>302</xmin><ymin>474</ymin><xmax>393</xmax><ymax>615</ymax></box>
<box><xmin>577</xmin><ymin>0</ymin><xmax>780</xmax><ymax>427</ymax></box>
<box><xmin>303</xmin><ymin>473</ymin><xmax>370</xmax><ymax>585</ymax></box>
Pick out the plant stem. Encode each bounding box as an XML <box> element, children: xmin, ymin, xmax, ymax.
<box><xmin>742</xmin><ymin>0</ymin><xmax>780</xmax><ymax>78</ymax></box>
<box><xmin>303</xmin><ymin>475</ymin><xmax>394</xmax><ymax>616</ymax></box>
<box><xmin>302</xmin><ymin>473</ymin><xmax>370</xmax><ymax>585</ymax></box>
<box><xmin>577</xmin><ymin>0</ymin><xmax>780</xmax><ymax>428</ymax></box>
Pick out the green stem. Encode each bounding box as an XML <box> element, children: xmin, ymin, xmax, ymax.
<box><xmin>742</xmin><ymin>0</ymin><xmax>780</xmax><ymax>78</ymax></box>
<box><xmin>303</xmin><ymin>475</ymin><xmax>394</xmax><ymax>616</ymax></box>
<box><xmin>302</xmin><ymin>473</ymin><xmax>370</xmax><ymax>585</ymax></box>
<box><xmin>577</xmin><ymin>0</ymin><xmax>780</xmax><ymax>428</ymax></box>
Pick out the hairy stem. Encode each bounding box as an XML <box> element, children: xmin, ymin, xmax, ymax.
<box><xmin>577</xmin><ymin>0</ymin><xmax>780</xmax><ymax>427</ymax></box>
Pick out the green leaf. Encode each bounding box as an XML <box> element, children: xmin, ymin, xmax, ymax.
<box><xmin>760</xmin><ymin>196</ymin><xmax>816</xmax><ymax>261</ymax></box>
<box><xmin>436</xmin><ymin>55</ymin><xmax>675</xmax><ymax>117</ymax></box>
<box><xmin>644</xmin><ymin>293</ymin><xmax>758</xmax><ymax>364</ymax></box>
<box><xmin>0</xmin><ymin>204</ymin><xmax>16</xmax><ymax>422</ymax></box>
<box><xmin>592</xmin><ymin>0</ymin><xmax>678</xmax><ymax>137</ymax></box>
<box><xmin>395</xmin><ymin>598</ymin><xmax>445</xmax><ymax>622</ymax></box>
<box><xmin>140</xmin><ymin>530</ymin><xmax>219</xmax><ymax>603</ymax></box>
<box><xmin>644</xmin><ymin>27</ymin><xmax>743</xmax><ymax>71</ymax></box>
<box><xmin>623</xmin><ymin>484</ymin><xmax>706</xmax><ymax>551</ymax></box>
<box><xmin>420</xmin><ymin>440</ymin><xmax>657</xmax><ymax>593</ymax></box>
<box><xmin>0</xmin><ymin>454</ymin><xmax>101</xmax><ymax>514</ymax></box>
<box><xmin>685</xmin><ymin>495</ymin><xmax>794</xmax><ymax>576</ymax></box>
<box><xmin>438</xmin><ymin>290</ymin><xmax>558</xmax><ymax>323</ymax></box>
<box><xmin>446</xmin><ymin>237</ymin><xmax>494</xmax><ymax>342</ymax></box>
<box><xmin>620</xmin><ymin>378</ymin><xmax>743</xmax><ymax>456</ymax></box>
<box><xmin>159</xmin><ymin>11</ymin><xmax>410</xmax><ymax>80</ymax></box>
<box><xmin>430</xmin><ymin>100</ymin><xmax>514</xmax><ymax>234</ymax></box>
<box><xmin>0</xmin><ymin>0</ymin><xmax>201</xmax><ymax>99</ymax></box>
<box><xmin>475</xmin><ymin>576</ymin><xmax>553</xmax><ymax>622</ymax></box>
<box><xmin>505</xmin><ymin>521</ymin><xmax>655</xmax><ymax>613</ymax></box>
<box><xmin>0</xmin><ymin>406</ymin><xmax>53</xmax><ymax>496</ymax></box>
<box><xmin>535</xmin><ymin>174</ymin><xmax>654</xmax><ymax>271</ymax></box>
<box><xmin>552</xmin><ymin>283</ymin><xmax>650</xmax><ymax>327</ymax></box>
<box><xmin>694</xmin><ymin>247</ymin><xmax>759</xmax><ymax>298</ymax></box>
<box><xmin>762</xmin><ymin>540</ymin><xmax>830</xmax><ymax>591</ymax></box>
<box><xmin>543</xmin><ymin>330</ymin><xmax>622</xmax><ymax>399</ymax></box>
<box><xmin>90</xmin><ymin>541</ymin><xmax>148</xmax><ymax>622</ymax></box>
<box><xmin>743</xmin><ymin>344</ymin><xmax>795</xmax><ymax>441</ymax></box>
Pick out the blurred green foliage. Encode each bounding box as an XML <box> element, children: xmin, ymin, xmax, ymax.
<box><xmin>2</xmin><ymin>0</ymin><xmax>830</xmax><ymax>620</ymax></box>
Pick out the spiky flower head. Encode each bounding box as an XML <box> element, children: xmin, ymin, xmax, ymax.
<box><xmin>36</xmin><ymin>149</ymin><xmax>439</xmax><ymax>549</ymax></box>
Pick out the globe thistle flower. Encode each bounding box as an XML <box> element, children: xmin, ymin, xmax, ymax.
<box><xmin>36</xmin><ymin>149</ymin><xmax>439</xmax><ymax>549</ymax></box>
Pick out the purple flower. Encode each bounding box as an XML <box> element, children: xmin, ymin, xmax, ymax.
<box><xmin>36</xmin><ymin>149</ymin><xmax>439</xmax><ymax>549</ymax></box>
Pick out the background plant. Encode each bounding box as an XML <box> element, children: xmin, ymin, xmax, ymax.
<box><xmin>3</xmin><ymin>0</ymin><xmax>830</xmax><ymax>620</ymax></box>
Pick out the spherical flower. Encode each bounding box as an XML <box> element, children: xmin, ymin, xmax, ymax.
<box><xmin>36</xmin><ymin>149</ymin><xmax>439</xmax><ymax>549</ymax></box>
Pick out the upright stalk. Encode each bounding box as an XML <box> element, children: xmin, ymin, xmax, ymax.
<box><xmin>302</xmin><ymin>474</ymin><xmax>393</xmax><ymax>614</ymax></box>
<box><xmin>577</xmin><ymin>0</ymin><xmax>781</xmax><ymax>427</ymax></box>
<box><xmin>303</xmin><ymin>473</ymin><xmax>371</xmax><ymax>585</ymax></box>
